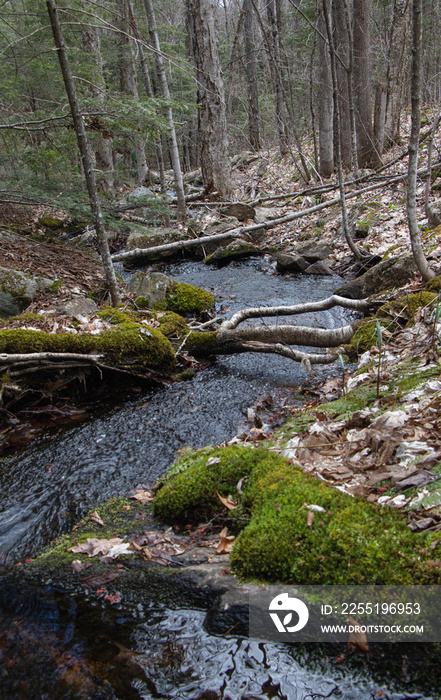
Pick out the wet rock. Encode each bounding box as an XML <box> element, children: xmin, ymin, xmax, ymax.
<box><xmin>295</xmin><ymin>242</ymin><xmax>334</xmax><ymax>263</ymax></box>
<box><xmin>220</xmin><ymin>203</ymin><xmax>256</xmax><ymax>221</ymax></box>
<box><xmin>427</xmin><ymin>199</ymin><xmax>441</xmax><ymax>228</ymax></box>
<box><xmin>129</xmin><ymin>271</ymin><xmax>173</xmax><ymax>307</ymax></box>
<box><xmin>304</xmin><ymin>260</ymin><xmax>335</xmax><ymax>276</ymax></box>
<box><xmin>126</xmin><ymin>227</ymin><xmax>182</xmax><ymax>251</ymax></box>
<box><xmin>275</xmin><ymin>252</ymin><xmax>309</xmax><ymax>273</ymax></box>
<box><xmin>335</xmin><ymin>255</ymin><xmax>417</xmax><ymax>299</ymax></box>
<box><xmin>0</xmin><ymin>266</ymin><xmax>54</xmax><ymax>318</ymax></box>
<box><xmin>204</xmin><ymin>239</ymin><xmax>259</xmax><ymax>265</ymax></box>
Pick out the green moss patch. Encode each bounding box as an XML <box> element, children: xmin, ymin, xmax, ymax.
<box><xmin>165</xmin><ymin>282</ymin><xmax>215</xmax><ymax>315</ymax></box>
<box><xmin>0</xmin><ymin>325</ymin><xmax>176</xmax><ymax>373</ymax></box>
<box><xmin>153</xmin><ymin>445</ymin><xmax>441</xmax><ymax>584</ymax></box>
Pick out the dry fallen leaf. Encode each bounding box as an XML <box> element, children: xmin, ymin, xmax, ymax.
<box><xmin>71</xmin><ymin>559</ymin><xmax>92</xmax><ymax>573</ymax></box>
<box><xmin>89</xmin><ymin>511</ymin><xmax>105</xmax><ymax>527</ymax></box>
<box><xmin>307</xmin><ymin>510</ymin><xmax>315</xmax><ymax>527</ymax></box>
<box><xmin>206</xmin><ymin>456</ymin><xmax>221</xmax><ymax>466</ymax></box>
<box><xmin>347</xmin><ymin>616</ymin><xmax>369</xmax><ymax>654</ymax></box>
<box><xmin>80</xmin><ymin>570</ymin><xmax>120</xmax><ymax>590</ymax></box>
<box><xmin>69</xmin><ymin>537</ymin><xmax>125</xmax><ymax>558</ymax></box>
<box><xmin>215</xmin><ymin>491</ymin><xmax>237</xmax><ymax>510</ymax></box>
<box><xmin>130</xmin><ymin>489</ymin><xmax>154</xmax><ymax>504</ymax></box>
<box><xmin>216</xmin><ymin>526</ymin><xmax>235</xmax><ymax>554</ymax></box>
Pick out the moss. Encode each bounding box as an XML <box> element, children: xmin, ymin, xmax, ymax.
<box><xmin>153</xmin><ymin>445</ymin><xmax>441</xmax><ymax>584</ymax></box>
<box><xmin>4</xmin><ymin>312</ymin><xmax>42</xmax><ymax>324</ymax></box>
<box><xmin>343</xmin><ymin>318</ymin><xmax>391</xmax><ymax>359</ymax></box>
<box><xmin>377</xmin><ymin>292</ymin><xmax>437</xmax><ymax>324</ymax></box>
<box><xmin>135</xmin><ymin>295</ymin><xmax>150</xmax><ymax>309</ymax></box>
<box><xmin>153</xmin><ymin>445</ymin><xmax>283</xmax><ymax>523</ymax></box>
<box><xmin>0</xmin><ymin>326</ymin><xmax>176</xmax><ymax>373</ymax></box>
<box><xmin>426</xmin><ymin>275</ymin><xmax>441</xmax><ymax>292</ymax></box>
<box><xmin>49</xmin><ymin>279</ymin><xmax>63</xmax><ymax>291</ymax></box>
<box><xmin>156</xmin><ymin>311</ymin><xmax>188</xmax><ymax>338</ymax></box>
<box><xmin>38</xmin><ymin>215</ymin><xmax>64</xmax><ymax>229</ymax></box>
<box><xmin>165</xmin><ymin>282</ymin><xmax>215</xmax><ymax>315</ymax></box>
<box><xmin>183</xmin><ymin>330</ymin><xmax>218</xmax><ymax>355</ymax></box>
<box><xmin>97</xmin><ymin>307</ymin><xmax>138</xmax><ymax>324</ymax></box>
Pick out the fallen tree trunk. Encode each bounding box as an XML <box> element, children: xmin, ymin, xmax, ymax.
<box><xmin>113</xmin><ymin>161</ymin><xmax>440</xmax><ymax>266</ymax></box>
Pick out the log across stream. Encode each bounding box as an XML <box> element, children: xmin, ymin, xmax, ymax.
<box><xmin>0</xmin><ymin>259</ymin><xmax>435</xmax><ymax>699</ymax></box>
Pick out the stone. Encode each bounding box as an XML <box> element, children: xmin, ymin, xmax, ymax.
<box><xmin>204</xmin><ymin>238</ymin><xmax>259</xmax><ymax>265</ymax></box>
<box><xmin>304</xmin><ymin>260</ymin><xmax>335</xmax><ymax>276</ymax></box>
<box><xmin>119</xmin><ymin>186</ymin><xmax>154</xmax><ymax>209</ymax></box>
<box><xmin>295</xmin><ymin>242</ymin><xmax>334</xmax><ymax>263</ymax></box>
<box><xmin>129</xmin><ymin>271</ymin><xmax>173</xmax><ymax>307</ymax></box>
<box><xmin>0</xmin><ymin>266</ymin><xmax>54</xmax><ymax>318</ymax></box>
<box><xmin>275</xmin><ymin>253</ymin><xmax>309</xmax><ymax>273</ymax></box>
<box><xmin>126</xmin><ymin>228</ymin><xmax>183</xmax><ymax>251</ymax></box>
<box><xmin>335</xmin><ymin>255</ymin><xmax>417</xmax><ymax>299</ymax></box>
<box><xmin>220</xmin><ymin>203</ymin><xmax>256</xmax><ymax>221</ymax></box>
<box><xmin>204</xmin><ymin>217</ymin><xmax>240</xmax><ymax>236</ymax></box>
<box><xmin>56</xmin><ymin>296</ymin><xmax>99</xmax><ymax>320</ymax></box>
<box><xmin>427</xmin><ymin>199</ymin><xmax>441</xmax><ymax>228</ymax></box>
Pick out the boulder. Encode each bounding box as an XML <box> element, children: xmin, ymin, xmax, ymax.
<box><xmin>56</xmin><ymin>296</ymin><xmax>99</xmax><ymax>320</ymax></box>
<box><xmin>119</xmin><ymin>186</ymin><xmax>154</xmax><ymax>209</ymax></box>
<box><xmin>204</xmin><ymin>217</ymin><xmax>240</xmax><ymax>236</ymax></box>
<box><xmin>0</xmin><ymin>266</ymin><xmax>54</xmax><ymax>318</ymax></box>
<box><xmin>304</xmin><ymin>260</ymin><xmax>335</xmax><ymax>276</ymax></box>
<box><xmin>295</xmin><ymin>242</ymin><xmax>334</xmax><ymax>263</ymax></box>
<box><xmin>427</xmin><ymin>199</ymin><xmax>441</xmax><ymax>229</ymax></box>
<box><xmin>275</xmin><ymin>253</ymin><xmax>309</xmax><ymax>273</ymax></box>
<box><xmin>129</xmin><ymin>271</ymin><xmax>173</xmax><ymax>308</ymax></box>
<box><xmin>335</xmin><ymin>255</ymin><xmax>417</xmax><ymax>299</ymax></box>
<box><xmin>204</xmin><ymin>238</ymin><xmax>259</xmax><ymax>265</ymax></box>
<box><xmin>220</xmin><ymin>203</ymin><xmax>256</xmax><ymax>221</ymax></box>
<box><xmin>126</xmin><ymin>227</ymin><xmax>183</xmax><ymax>251</ymax></box>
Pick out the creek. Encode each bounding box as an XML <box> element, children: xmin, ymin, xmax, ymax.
<box><xmin>0</xmin><ymin>258</ymin><xmax>435</xmax><ymax>699</ymax></box>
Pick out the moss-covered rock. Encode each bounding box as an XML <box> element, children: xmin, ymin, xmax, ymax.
<box><xmin>153</xmin><ymin>445</ymin><xmax>441</xmax><ymax>585</ymax></box>
<box><xmin>38</xmin><ymin>214</ymin><xmax>65</xmax><ymax>229</ymax></box>
<box><xmin>165</xmin><ymin>281</ymin><xmax>215</xmax><ymax>315</ymax></box>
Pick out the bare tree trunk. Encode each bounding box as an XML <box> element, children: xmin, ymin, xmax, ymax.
<box><xmin>186</xmin><ymin>0</ymin><xmax>232</xmax><ymax>198</ymax></box>
<box><xmin>407</xmin><ymin>0</ymin><xmax>435</xmax><ymax>280</ymax></box>
<box><xmin>119</xmin><ymin>0</ymin><xmax>148</xmax><ymax>184</ymax></box>
<box><xmin>353</xmin><ymin>0</ymin><xmax>381</xmax><ymax>167</ymax></box>
<box><xmin>80</xmin><ymin>9</ymin><xmax>115</xmax><ymax>195</ymax></box>
<box><xmin>143</xmin><ymin>0</ymin><xmax>187</xmax><ymax>222</ymax></box>
<box><xmin>243</xmin><ymin>0</ymin><xmax>261</xmax><ymax>150</ymax></box>
<box><xmin>323</xmin><ymin>0</ymin><xmax>362</xmax><ymax>260</ymax></box>
<box><xmin>318</xmin><ymin>2</ymin><xmax>334</xmax><ymax>176</ymax></box>
<box><xmin>46</xmin><ymin>0</ymin><xmax>121</xmax><ymax>306</ymax></box>
<box><xmin>333</xmin><ymin>0</ymin><xmax>352</xmax><ymax>168</ymax></box>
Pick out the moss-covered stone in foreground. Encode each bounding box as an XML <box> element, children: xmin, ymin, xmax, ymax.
<box><xmin>165</xmin><ymin>281</ymin><xmax>215</xmax><ymax>315</ymax></box>
<box><xmin>154</xmin><ymin>446</ymin><xmax>441</xmax><ymax>585</ymax></box>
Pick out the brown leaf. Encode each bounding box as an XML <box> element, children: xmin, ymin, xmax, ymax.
<box><xmin>80</xmin><ymin>570</ymin><xmax>120</xmax><ymax>590</ymax></box>
<box><xmin>89</xmin><ymin>511</ymin><xmax>105</xmax><ymax>527</ymax></box>
<box><xmin>68</xmin><ymin>537</ymin><xmax>124</xmax><ymax>558</ymax></box>
<box><xmin>307</xmin><ymin>510</ymin><xmax>315</xmax><ymax>527</ymax></box>
<box><xmin>71</xmin><ymin>560</ymin><xmax>92</xmax><ymax>573</ymax></box>
<box><xmin>130</xmin><ymin>489</ymin><xmax>154</xmax><ymax>504</ymax></box>
<box><xmin>347</xmin><ymin>617</ymin><xmax>369</xmax><ymax>653</ymax></box>
<box><xmin>215</xmin><ymin>491</ymin><xmax>237</xmax><ymax>510</ymax></box>
<box><xmin>206</xmin><ymin>456</ymin><xmax>221</xmax><ymax>466</ymax></box>
<box><xmin>216</xmin><ymin>536</ymin><xmax>235</xmax><ymax>554</ymax></box>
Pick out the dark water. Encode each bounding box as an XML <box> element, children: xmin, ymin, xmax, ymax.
<box><xmin>0</xmin><ymin>259</ymin><xmax>435</xmax><ymax>699</ymax></box>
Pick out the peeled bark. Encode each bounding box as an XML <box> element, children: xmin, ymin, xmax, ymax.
<box><xmin>46</xmin><ymin>0</ymin><xmax>121</xmax><ymax>306</ymax></box>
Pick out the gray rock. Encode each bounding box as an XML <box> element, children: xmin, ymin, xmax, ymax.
<box><xmin>0</xmin><ymin>266</ymin><xmax>54</xmax><ymax>317</ymax></box>
<box><xmin>127</xmin><ymin>228</ymin><xmax>183</xmax><ymax>251</ymax></box>
<box><xmin>295</xmin><ymin>242</ymin><xmax>334</xmax><ymax>263</ymax></box>
<box><xmin>119</xmin><ymin>186</ymin><xmax>154</xmax><ymax>209</ymax></box>
<box><xmin>427</xmin><ymin>199</ymin><xmax>441</xmax><ymax>228</ymax></box>
<box><xmin>57</xmin><ymin>296</ymin><xmax>99</xmax><ymax>319</ymax></box>
<box><xmin>204</xmin><ymin>217</ymin><xmax>240</xmax><ymax>236</ymax></box>
<box><xmin>129</xmin><ymin>271</ymin><xmax>173</xmax><ymax>307</ymax></box>
<box><xmin>275</xmin><ymin>253</ymin><xmax>309</xmax><ymax>273</ymax></box>
<box><xmin>204</xmin><ymin>238</ymin><xmax>259</xmax><ymax>265</ymax></box>
<box><xmin>253</xmin><ymin>207</ymin><xmax>278</xmax><ymax>224</ymax></box>
<box><xmin>335</xmin><ymin>254</ymin><xmax>417</xmax><ymax>299</ymax></box>
<box><xmin>220</xmin><ymin>203</ymin><xmax>256</xmax><ymax>221</ymax></box>
<box><xmin>304</xmin><ymin>260</ymin><xmax>335</xmax><ymax>276</ymax></box>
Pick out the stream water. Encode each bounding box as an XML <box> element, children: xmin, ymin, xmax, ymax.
<box><xmin>0</xmin><ymin>259</ymin><xmax>436</xmax><ymax>699</ymax></box>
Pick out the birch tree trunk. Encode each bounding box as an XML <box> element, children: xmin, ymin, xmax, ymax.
<box><xmin>407</xmin><ymin>0</ymin><xmax>435</xmax><ymax>281</ymax></box>
<box><xmin>46</xmin><ymin>0</ymin><xmax>121</xmax><ymax>306</ymax></box>
<box><xmin>186</xmin><ymin>0</ymin><xmax>232</xmax><ymax>198</ymax></box>
<box><xmin>142</xmin><ymin>0</ymin><xmax>187</xmax><ymax>222</ymax></box>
